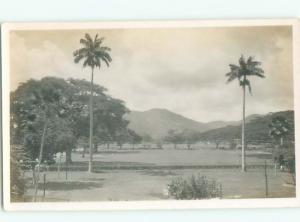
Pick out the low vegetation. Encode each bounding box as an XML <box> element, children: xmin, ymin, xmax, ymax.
<box><xmin>167</xmin><ymin>174</ymin><xmax>222</xmax><ymax>200</ymax></box>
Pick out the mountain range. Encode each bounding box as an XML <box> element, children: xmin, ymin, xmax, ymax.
<box><xmin>125</xmin><ymin>108</ymin><xmax>261</xmax><ymax>139</ymax></box>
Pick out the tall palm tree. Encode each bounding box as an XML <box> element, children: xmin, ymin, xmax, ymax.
<box><xmin>225</xmin><ymin>55</ymin><xmax>265</xmax><ymax>172</ymax></box>
<box><xmin>73</xmin><ymin>33</ymin><xmax>112</xmax><ymax>173</ymax></box>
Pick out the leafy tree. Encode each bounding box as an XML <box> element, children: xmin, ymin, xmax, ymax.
<box><xmin>164</xmin><ymin>129</ymin><xmax>184</xmax><ymax>149</ymax></box>
<box><xmin>127</xmin><ymin>129</ymin><xmax>142</xmax><ymax>149</ymax></box>
<box><xmin>68</xmin><ymin>78</ymin><xmax>130</xmax><ymax>151</ymax></box>
<box><xmin>269</xmin><ymin>115</ymin><xmax>295</xmax><ymax>184</ymax></box>
<box><xmin>269</xmin><ymin>116</ymin><xmax>292</xmax><ymax>147</ymax></box>
<box><xmin>10</xmin><ymin>77</ymin><xmax>77</xmax><ymax>201</ymax></box>
<box><xmin>197</xmin><ymin>111</ymin><xmax>295</xmax><ymax>149</ymax></box>
<box><xmin>10</xmin><ymin>146</ymin><xmax>29</xmax><ymax>202</ymax></box>
<box><xmin>180</xmin><ymin>129</ymin><xmax>199</xmax><ymax>150</ymax></box>
<box><xmin>141</xmin><ymin>134</ymin><xmax>154</xmax><ymax>143</ymax></box>
<box><xmin>115</xmin><ymin>127</ymin><xmax>130</xmax><ymax>149</ymax></box>
<box><xmin>225</xmin><ymin>55</ymin><xmax>265</xmax><ymax>171</ymax></box>
<box><xmin>93</xmin><ymin>97</ymin><xmax>130</xmax><ymax>150</ymax></box>
<box><xmin>73</xmin><ymin>33</ymin><xmax>112</xmax><ymax>172</ymax></box>
<box><xmin>10</xmin><ymin>78</ymin><xmax>76</xmax><ymax>163</ymax></box>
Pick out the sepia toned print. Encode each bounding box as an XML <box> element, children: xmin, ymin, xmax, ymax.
<box><xmin>2</xmin><ymin>20</ymin><xmax>300</xmax><ymax>210</ymax></box>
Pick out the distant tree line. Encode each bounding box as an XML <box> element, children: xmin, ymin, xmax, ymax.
<box><xmin>163</xmin><ymin>111</ymin><xmax>295</xmax><ymax>151</ymax></box>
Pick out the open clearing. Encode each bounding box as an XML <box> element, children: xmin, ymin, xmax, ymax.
<box><xmin>23</xmin><ymin>148</ymin><xmax>295</xmax><ymax>201</ymax></box>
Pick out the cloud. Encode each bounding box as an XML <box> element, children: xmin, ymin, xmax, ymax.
<box><xmin>9</xmin><ymin>26</ymin><xmax>293</xmax><ymax>122</ymax></box>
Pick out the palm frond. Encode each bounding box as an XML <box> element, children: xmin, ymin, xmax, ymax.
<box><xmin>94</xmin><ymin>56</ymin><xmax>101</xmax><ymax>68</ymax></box>
<box><xmin>244</xmin><ymin>79</ymin><xmax>252</xmax><ymax>94</ymax></box>
<box><xmin>74</xmin><ymin>33</ymin><xmax>112</xmax><ymax>70</ymax></box>
<box><xmin>226</xmin><ymin>72</ymin><xmax>238</xmax><ymax>83</ymax></box>
<box><xmin>85</xmin><ymin>33</ymin><xmax>93</xmax><ymax>44</ymax></box>
<box><xmin>101</xmin><ymin>57</ymin><xmax>110</xmax><ymax>67</ymax></box>
<box><xmin>94</xmin><ymin>34</ymin><xmax>98</xmax><ymax>42</ymax></box>
<box><xmin>229</xmin><ymin>64</ymin><xmax>240</xmax><ymax>72</ymax></box>
<box><xmin>95</xmin><ymin>51</ymin><xmax>112</xmax><ymax>62</ymax></box>
<box><xmin>79</xmin><ymin>38</ymin><xmax>90</xmax><ymax>47</ymax></box>
<box><xmin>99</xmin><ymin>46</ymin><xmax>111</xmax><ymax>52</ymax></box>
<box><xmin>73</xmin><ymin>47</ymin><xmax>89</xmax><ymax>57</ymax></box>
<box><xmin>74</xmin><ymin>54</ymin><xmax>84</xmax><ymax>64</ymax></box>
<box><xmin>239</xmin><ymin>55</ymin><xmax>247</xmax><ymax>69</ymax></box>
<box><xmin>83</xmin><ymin>57</ymin><xmax>91</xmax><ymax>68</ymax></box>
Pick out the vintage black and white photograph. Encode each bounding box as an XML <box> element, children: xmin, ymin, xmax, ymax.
<box><xmin>2</xmin><ymin>20</ymin><xmax>299</xmax><ymax>210</ymax></box>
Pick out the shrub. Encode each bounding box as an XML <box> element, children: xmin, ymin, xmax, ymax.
<box><xmin>10</xmin><ymin>147</ymin><xmax>27</xmax><ymax>202</ymax></box>
<box><xmin>168</xmin><ymin>174</ymin><xmax>222</xmax><ymax>200</ymax></box>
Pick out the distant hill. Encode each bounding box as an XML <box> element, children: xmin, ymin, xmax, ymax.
<box><xmin>125</xmin><ymin>108</ymin><xmax>274</xmax><ymax>139</ymax></box>
<box><xmin>125</xmin><ymin>108</ymin><xmax>207</xmax><ymax>139</ymax></box>
<box><xmin>198</xmin><ymin>110</ymin><xmax>294</xmax><ymax>143</ymax></box>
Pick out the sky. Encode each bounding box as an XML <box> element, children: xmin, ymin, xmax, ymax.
<box><xmin>9</xmin><ymin>26</ymin><xmax>294</xmax><ymax>122</ymax></box>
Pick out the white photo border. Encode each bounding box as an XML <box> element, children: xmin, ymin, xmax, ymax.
<box><xmin>1</xmin><ymin>19</ymin><xmax>300</xmax><ymax>211</ymax></box>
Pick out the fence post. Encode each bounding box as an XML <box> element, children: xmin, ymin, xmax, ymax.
<box><xmin>43</xmin><ymin>173</ymin><xmax>46</xmax><ymax>200</ymax></box>
<box><xmin>219</xmin><ymin>183</ymin><xmax>223</xmax><ymax>199</ymax></box>
<box><xmin>65</xmin><ymin>155</ymin><xmax>68</xmax><ymax>180</ymax></box>
<box><xmin>265</xmin><ymin>160</ymin><xmax>269</xmax><ymax>198</ymax></box>
<box><xmin>57</xmin><ymin>153</ymin><xmax>61</xmax><ymax>178</ymax></box>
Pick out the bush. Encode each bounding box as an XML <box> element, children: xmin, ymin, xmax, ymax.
<box><xmin>10</xmin><ymin>148</ymin><xmax>26</xmax><ymax>202</ymax></box>
<box><xmin>168</xmin><ymin>174</ymin><xmax>222</xmax><ymax>200</ymax></box>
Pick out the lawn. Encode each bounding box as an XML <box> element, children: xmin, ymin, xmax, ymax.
<box><xmin>67</xmin><ymin>148</ymin><xmax>274</xmax><ymax>170</ymax></box>
<box><xmin>23</xmin><ymin>148</ymin><xmax>295</xmax><ymax>202</ymax></box>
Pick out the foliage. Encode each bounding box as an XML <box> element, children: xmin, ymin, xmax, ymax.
<box><xmin>127</xmin><ymin>129</ymin><xmax>143</xmax><ymax>148</ymax></box>
<box><xmin>10</xmin><ymin>146</ymin><xmax>28</xmax><ymax>202</ymax></box>
<box><xmin>141</xmin><ymin>134</ymin><xmax>154</xmax><ymax>143</ymax></box>
<box><xmin>164</xmin><ymin>129</ymin><xmax>184</xmax><ymax>148</ymax></box>
<box><xmin>163</xmin><ymin>129</ymin><xmax>199</xmax><ymax>149</ymax></box>
<box><xmin>10</xmin><ymin>77</ymin><xmax>132</xmax><ymax>163</ymax></box>
<box><xmin>225</xmin><ymin>55</ymin><xmax>265</xmax><ymax>93</ymax></box>
<box><xmin>115</xmin><ymin>127</ymin><xmax>130</xmax><ymax>148</ymax></box>
<box><xmin>73</xmin><ymin>33</ymin><xmax>112</xmax><ymax>69</ymax></box>
<box><xmin>269</xmin><ymin>115</ymin><xmax>295</xmax><ymax>184</ymax></box>
<box><xmin>269</xmin><ymin>115</ymin><xmax>293</xmax><ymax>144</ymax></box>
<box><xmin>198</xmin><ymin>111</ymin><xmax>294</xmax><ymax>145</ymax></box>
<box><xmin>10</xmin><ymin>77</ymin><xmax>76</xmax><ymax>163</ymax></box>
<box><xmin>180</xmin><ymin>129</ymin><xmax>199</xmax><ymax>149</ymax></box>
<box><xmin>168</xmin><ymin>174</ymin><xmax>222</xmax><ymax>200</ymax></box>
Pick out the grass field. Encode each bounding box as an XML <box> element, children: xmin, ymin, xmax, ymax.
<box><xmin>23</xmin><ymin>148</ymin><xmax>295</xmax><ymax>202</ymax></box>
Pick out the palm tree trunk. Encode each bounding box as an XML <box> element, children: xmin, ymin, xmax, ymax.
<box><xmin>34</xmin><ymin>118</ymin><xmax>48</xmax><ymax>201</ymax></box>
<box><xmin>88</xmin><ymin>67</ymin><xmax>94</xmax><ymax>173</ymax></box>
<box><xmin>241</xmin><ymin>85</ymin><xmax>246</xmax><ymax>172</ymax></box>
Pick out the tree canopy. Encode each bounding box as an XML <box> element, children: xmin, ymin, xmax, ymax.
<box><xmin>10</xmin><ymin>77</ymin><xmax>135</xmax><ymax>163</ymax></box>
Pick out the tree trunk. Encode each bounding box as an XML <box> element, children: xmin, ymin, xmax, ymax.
<box><xmin>94</xmin><ymin>143</ymin><xmax>98</xmax><ymax>153</ymax></box>
<box><xmin>34</xmin><ymin>119</ymin><xmax>48</xmax><ymax>202</ymax></box>
<box><xmin>66</xmin><ymin>147</ymin><xmax>72</xmax><ymax>164</ymax></box>
<box><xmin>280</xmin><ymin>137</ymin><xmax>283</xmax><ymax>147</ymax></box>
<box><xmin>106</xmin><ymin>143</ymin><xmax>110</xmax><ymax>149</ymax></box>
<box><xmin>82</xmin><ymin>146</ymin><xmax>86</xmax><ymax>158</ymax></box>
<box><xmin>241</xmin><ymin>84</ymin><xmax>246</xmax><ymax>172</ymax></box>
<box><xmin>88</xmin><ymin>67</ymin><xmax>94</xmax><ymax>173</ymax></box>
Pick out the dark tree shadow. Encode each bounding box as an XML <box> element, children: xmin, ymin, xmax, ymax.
<box><xmin>246</xmin><ymin>153</ymin><xmax>272</xmax><ymax>159</ymax></box>
<box><xmin>141</xmin><ymin>170</ymin><xmax>178</xmax><ymax>176</ymax></box>
<box><xmin>38</xmin><ymin>180</ymin><xmax>104</xmax><ymax>191</ymax></box>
